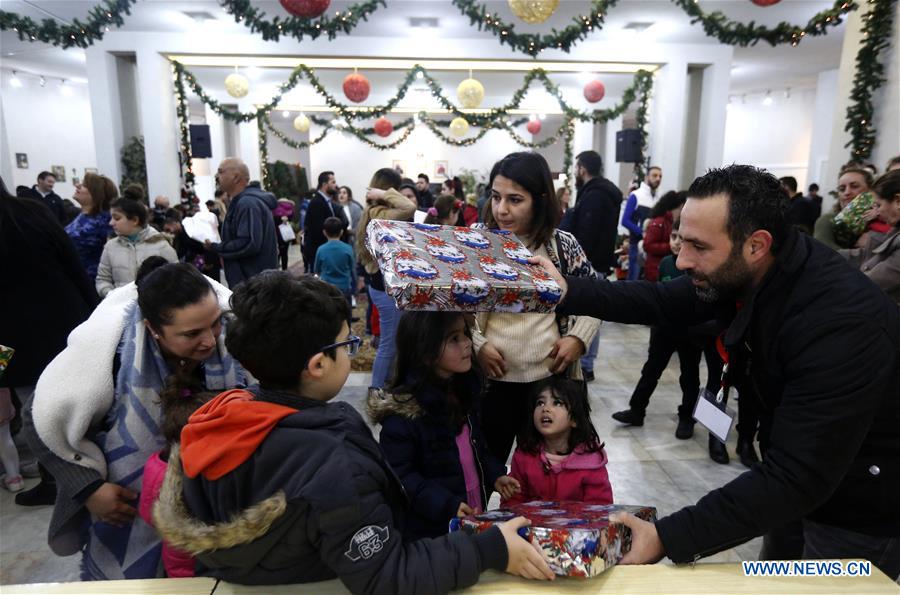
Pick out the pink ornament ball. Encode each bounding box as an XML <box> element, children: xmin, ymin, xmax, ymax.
<box><xmin>583</xmin><ymin>80</ymin><xmax>606</xmax><ymax>103</ymax></box>
<box><xmin>343</xmin><ymin>73</ymin><xmax>371</xmax><ymax>103</ymax></box>
<box><xmin>526</xmin><ymin>119</ymin><xmax>542</xmax><ymax>135</ymax></box>
<box><xmin>750</xmin><ymin>0</ymin><xmax>782</xmax><ymax>6</ymax></box>
<box><xmin>279</xmin><ymin>0</ymin><xmax>331</xmax><ymax>18</ymax></box>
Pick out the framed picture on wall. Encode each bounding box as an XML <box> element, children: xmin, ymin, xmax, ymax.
<box><xmin>84</xmin><ymin>167</ymin><xmax>98</xmax><ymax>176</ymax></box>
<box><xmin>433</xmin><ymin>160</ymin><xmax>449</xmax><ymax>181</ymax></box>
<box><xmin>15</xmin><ymin>153</ymin><xmax>28</xmax><ymax>169</ymax></box>
<box><xmin>391</xmin><ymin>160</ymin><xmax>407</xmax><ymax>176</ymax></box>
<box><xmin>51</xmin><ymin>165</ymin><xmax>66</xmax><ymax>182</ymax></box>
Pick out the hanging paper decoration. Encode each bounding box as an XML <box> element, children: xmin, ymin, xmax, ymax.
<box><xmin>224</xmin><ymin>72</ymin><xmax>250</xmax><ymax>98</ymax></box>
<box><xmin>293</xmin><ymin>114</ymin><xmax>311</xmax><ymax>133</ymax></box>
<box><xmin>449</xmin><ymin>117</ymin><xmax>470</xmax><ymax>137</ymax></box>
<box><xmin>373</xmin><ymin>117</ymin><xmax>394</xmax><ymax>137</ymax></box>
<box><xmin>750</xmin><ymin>0</ymin><xmax>781</xmax><ymax>5</ymax></box>
<box><xmin>279</xmin><ymin>0</ymin><xmax>331</xmax><ymax>18</ymax></box>
<box><xmin>507</xmin><ymin>0</ymin><xmax>560</xmax><ymax>24</ymax></box>
<box><xmin>526</xmin><ymin>119</ymin><xmax>541</xmax><ymax>135</ymax></box>
<box><xmin>456</xmin><ymin>77</ymin><xmax>485</xmax><ymax>109</ymax></box>
<box><xmin>583</xmin><ymin>79</ymin><xmax>606</xmax><ymax>103</ymax></box>
<box><xmin>343</xmin><ymin>72</ymin><xmax>371</xmax><ymax>103</ymax></box>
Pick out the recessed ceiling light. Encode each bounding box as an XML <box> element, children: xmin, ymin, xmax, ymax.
<box><xmin>623</xmin><ymin>22</ymin><xmax>654</xmax><ymax>33</ymax></box>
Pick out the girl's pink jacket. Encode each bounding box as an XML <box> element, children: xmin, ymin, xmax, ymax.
<box><xmin>501</xmin><ymin>446</ymin><xmax>613</xmax><ymax>507</ymax></box>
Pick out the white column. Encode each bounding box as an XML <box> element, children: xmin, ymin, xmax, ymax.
<box><xmin>871</xmin><ymin>10</ymin><xmax>900</xmax><ymax>172</ymax></box>
<box><xmin>85</xmin><ymin>47</ymin><xmax>124</xmax><ymax>183</ymax></box>
<box><xmin>649</xmin><ymin>60</ymin><xmax>688</xmax><ymax>189</ymax></box>
<box><xmin>205</xmin><ymin>105</ymin><xmax>227</xmax><ymax>180</ymax></box>
<box><xmin>135</xmin><ymin>50</ymin><xmax>180</xmax><ymax>200</ymax></box>
<box><xmin>807</xmin><ymin>69</ymin><xmax>839</xmax><ymax>190</ymax></box>
<box><xmin>0</xmin><ymin>93</ymin><xmax>11</xmax><ymax>186</ymax></box>
<box><xmin>237</xmin><ymin>98</ymin><xmax>261</xmax><ymax>182</ymax></box>
<box><xmin>694</xmin><ymin>56</ymin><xmax>732</xmax><ymax>178</ymax></box>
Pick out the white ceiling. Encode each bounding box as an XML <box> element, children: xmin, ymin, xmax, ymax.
<box><xmin>1</xmin><ymin>1</ymin><xmax>847</xmax><ymax>95</ymax></box>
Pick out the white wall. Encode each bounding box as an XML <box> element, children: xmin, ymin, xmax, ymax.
<box><xmin>0</xmin><ymin>71</ymin><xmax>96</xmax><ymax>198</ymax></box>
<box><xmin>723</xmin><ymin>87</ymin><xmax>817</xmax><ymax>189</ymax></box>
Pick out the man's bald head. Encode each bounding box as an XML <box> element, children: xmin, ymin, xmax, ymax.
<box><xmin>216</xmin><ymin>157</ymin><xmax>251</xmax><ymax>196</ymax></box>
<box><xmin>154</xmin><ymin>195</ymin><xmax>170</xmax><ymax>209</ymax></box>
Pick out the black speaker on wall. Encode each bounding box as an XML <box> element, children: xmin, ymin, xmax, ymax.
<box><xmin>616</xmin><ymin>129</ymin><xmax>642</xmax><ymax>163</ymax></box>
<box><xmin>189</xmin><ymin>124</ymin><xmax>212</xmax><ymax>158</ymax></box>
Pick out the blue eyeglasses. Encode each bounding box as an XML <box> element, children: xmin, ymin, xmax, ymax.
<box><xmin>320</xmin><ymin>335</ymin><xmax>361</xmax><ymax>358</ymax></box>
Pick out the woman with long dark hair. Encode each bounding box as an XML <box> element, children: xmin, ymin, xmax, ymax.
<box><xmin>24</xmin><ymin>258</ymin><xmax>245</xmax><ymax>580</ymax></box>
<box><xmin>642</xmin><ymin>190</ymin><xmax>687</xmax><ymax>282</ymax></box>
<box><xmin>473</xmin><ymin>152</ymin><xmax>600</xmax><ymax>463</ymax></box>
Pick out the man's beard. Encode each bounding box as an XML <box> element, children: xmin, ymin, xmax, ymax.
<box><xmin>687</xmin><ymin>247</ymin><xmax>753</xmax><ymax>303</ymax></box>
<box><xmin>575</xmin><ymin>175</ymin><xmax>584</xmax><ymax>191</ymax></box>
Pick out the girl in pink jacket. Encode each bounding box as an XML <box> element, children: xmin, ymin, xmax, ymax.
<box><xmin>502</xmin><ymin>377</ymin><xmax>612</xmax><ymax>507</ymax></box>
<box><xmin>138</xmin><ymin>376</ymin><xmax>213</xmax><ymax>577</ymax></box>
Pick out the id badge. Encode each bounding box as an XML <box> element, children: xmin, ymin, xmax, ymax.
<box><xmin>693</xmin><ymin>387</ymin><xmax>735</xmax><ymax>443</ymax></box>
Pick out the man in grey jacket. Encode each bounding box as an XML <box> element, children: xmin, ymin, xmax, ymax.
<box><xmin>207</xmin><ymin>157</ymin><xmax>278</xmax><ymax>287</ymax></box>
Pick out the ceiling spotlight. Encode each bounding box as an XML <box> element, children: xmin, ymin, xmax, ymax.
<box><xmin>39</xmin><ymin>76</ymin><xmax>46</xmax><ymax>87</ymax></box>
<box><xmin>539</xmin><ymin>113</ymin><xmax>546</xmax><ymax>121</ymax></box>
<box><xmin>762</xmin><ymin>90</ymin><xmax>773</xmax><ymax>107</ymax></box>
<box><xmin>10</xmin><ymin>71</ymin><xmax>22</xmax><ymax>88</ymax></box>
<box><xmin>415</xmin><ymin>71</ymin><xmax>424</xmax><ymax>80</ymax></box>
<box><xmin>784</xmin><ymin>87</ymin><xmax>791</xmax><ymax>99</ymax></box>
<box><xmin>60</xmin><ymin>79</ymin><xmax>72</xmax><ymax>96</ymax></box>
<box><xmin>282</xmin><ymin>110</ymin><xmax>290</xmax><ymax>118</ymax></box>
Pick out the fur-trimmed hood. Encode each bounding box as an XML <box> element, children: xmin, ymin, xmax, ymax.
<box><xmin>153</xmin><ymin>445</ymin><xmax>287</xmax><ymax>556</ymax></box>
<box><xmin>366</xmin><ymin>388</ymin><xmax>423</xmax><ymax>425</ymax></box>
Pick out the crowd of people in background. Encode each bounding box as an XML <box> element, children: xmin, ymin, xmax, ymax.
<box><xmin>1</xmin><ymin>149</ymin><xmax>899</xmax><ymax>589</ymax></box>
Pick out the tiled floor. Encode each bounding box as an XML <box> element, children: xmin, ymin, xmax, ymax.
<box><xmin>0</xmin><ymin>321</ymin><xmax>762</xmax><ymax>585</ymax></box>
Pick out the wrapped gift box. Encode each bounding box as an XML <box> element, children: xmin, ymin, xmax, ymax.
<box><xmin>455</xmin><ymin>501</ymin><xmax>657</xmax><ymax>578</ymax></box>
<box><xmin>0</xmin><ymin>345</ymin><xmax>13</xmax><ymax>380</ymax></box>
<box><xmin>365</xmin><ymin>220</ymin><xmax>562</xmax><ymax>312</ymax></box>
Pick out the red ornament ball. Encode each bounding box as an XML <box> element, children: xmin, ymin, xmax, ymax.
<box><xmin>374</xmin><ymin>117</ymin><xmax>393</xmax><ymax>138</ymax></box>
<box><xmin>279</xmin><ymin>0</ymin><xmax>331</xmax><ymax>18</ymax></box>
<box><xmin>343</xmin><ymin>73</ymin><xmax>370</xmax><ymax>103</ymax></box>
<box><xmin>583</xmin><ymin>80</ymin><xmax>606</xmax><ymax>103</ymax></box>
<box><xmin>750</xmin><ymin>0</ymin><xmax>781</xmax><ymax>5</ymax></box>
<box><xmin>526</xmin><ymin>119</ymin><xmax>542</xmax><ymax>135</ymax></box>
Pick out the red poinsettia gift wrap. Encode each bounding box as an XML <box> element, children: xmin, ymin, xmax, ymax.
<box><xmin>455</xmin><ymin>501</ymin><xmax>657</xmax><ymax>578</ymax></box>
<box><xmin>364</xmin><ymin>220</ymin><xmax>563</xmax><ymax>312</ymax></box>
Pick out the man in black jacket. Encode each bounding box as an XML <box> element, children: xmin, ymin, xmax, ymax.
<box><xmin>23</xmin><ymin>171</ymin><xmax>66</xmax><ymax>224</ymax></box>
<box><xmin>303</xmin><ymin>171</ymin><xmax>348</xmax><ymax>272</ymax></box>
<box><xmin>561</xmin><ymin>150</ymin><xmax>623</xmax><ymax>381</ymax></box>
<box><xmin>533</xmin><ymin>165</ymin><xmax>900</xmax><ymax>579</ymax></box>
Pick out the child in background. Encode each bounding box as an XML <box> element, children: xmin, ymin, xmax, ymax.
<box><xmin>152</xmin><ymin>273</ymin><xmax>552</xmax><ymax>591</ymax></box>
<box><xmin>139</xmin><ymin>375</ymin><xmax>212</xmax><ymax>577</ymax></box>
<box><xmin>657</xmin><ymin>218</ymin><xmax>683</xmax><ymax>282</ymax></box>
<box><xmin>368</xmin><ymin>312</ymin><xmax>520</xmax><ymax>540</ymax></box>
<box><xmin>423</xmin><ymin>194</ymin><xmax>462</xmax><ymax>226</ymax></box>
<box><xmin>502</xmin><ymin>377</ymin><xmax>612</xmax><ymax>507</ymax></box>
<box><xmin>314</xmin><ymin>216</ymin><xmax>356</xmax><ymax>322</ymax></box>
<box><xmin>96</xmin><ymin>198</ymin><xmax>178</xmax><ymax>298</ymax></box>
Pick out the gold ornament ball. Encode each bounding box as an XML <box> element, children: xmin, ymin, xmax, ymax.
<box><xmin>224</xmin><ymin>73</ymin><xmax>249</xmax><ymax>98</ymax></box>
<box><xmin>456</xmin><ymin>78</ymin><xmax>485</xmax><ymax>109</ymax></box>
<box><xmin>293</xmin><ymin>114</ymin><xmax>311</xmax><ymax>133</ymax></box>
<box><xmin>450</xmin><ymin>117</ymin><xmax>470</xmax><ymax>137</ymax></box>
<box><xmin>507</xmin><ymin>0</ymin><xmax>559</xmax><ymax>24</ymax></box>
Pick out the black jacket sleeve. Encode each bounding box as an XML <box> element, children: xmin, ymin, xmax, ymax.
<box><xmin>560</xmin><ymin>274</ymin><xmax>713</xmax><ymax>329</ymax></box>
<box><xmin>656</xmin><ymin>316</ymin><xmax>895</xmax><ymax>563</ymax></box>
<box><xmin>312</xmin><ymin>453</ymin><xmax>508</xmax><ymax>595</ymax></box>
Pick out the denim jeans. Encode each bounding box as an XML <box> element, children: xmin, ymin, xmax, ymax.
<box><xmin>368</xmin><ymin>287</ymin><xmax>400</xmax><ymax>388</ymax></box>
<box><xmin>579</xmin><ymin>332</ymin><xmax>600</xmax><ymax>373</ymax></box>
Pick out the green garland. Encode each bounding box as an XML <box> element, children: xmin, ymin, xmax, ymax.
<box><xmin>220</xmin><ymin>0</ymin><xmax>385</xmax><ymax>43</ymax></box>
<box><xmin>258</xmin><ymin>114</ymin><xmax>270</xmax><ymax>189</ymax></box>
<box><xmin>844</xmin><ymin>0</ymin><xmax>897</xmax><ymax>160</ymax></box>
<box><xmin>451</xmin><ymin>0</ymin><xmax>618</xmax><ymax>57</ymax></box>
<box><xmin>633</xmin><ymin>71</ymin><xmax>653</xmax><ymax>182</ymax></box>
<box><xmin>173</xmin><ymin>65</ymin><xmax>196</xmax><ymax>195</ymax></box>
<box><xmin>561</xmin><ymin>117</ymin><xmax>576</xmax><ymax>194</ymax></box>
<box><xmin>263</xmin><ymin>112</ymin><xmax>416</xmax><ymax>151</ymax></box>
<box><xmin>670</xmin><ymin>0</ymin><xmax>857</xmax><ymax>47</ymax></box>
<box><xmin>418</xmin><ymin>114</ymin><xmax>494</xmax><ymax>147</ymax></box>
<box><xmin>0</xmin><ymin>0</ymin><xmax>135</xmax><ymax>49</ymax></box>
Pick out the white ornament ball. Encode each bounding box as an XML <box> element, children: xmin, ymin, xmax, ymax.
<box><xmin>224</xmin><ymin>73</ymin><xmax>249</xmax><ymax>99</ymax></box>
<box><xmin>508</xmin><ymin>0</ymin><xmax>559</xmax><ymax>24</ymax></box>
<box><xmin>293</xmin><ymin>114</ymin><xmax>311</xmax><ymax>133</ymax></box>
<box><xmin>450</xmin><ymin>117</ymin><xmax>470</xmax><ymax>138</ymax></box>
<box><xmin>457</xmin><ymin>78</ymin><xmax>485</xmax><ymax>109</ymax></box>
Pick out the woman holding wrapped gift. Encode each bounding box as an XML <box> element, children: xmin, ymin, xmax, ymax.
<box><xmin>23</xmin><ymin>259</ymin><xmax>244</xmax><ymax>580</ymax></box>
<box><xmin>473</xmin><ymin>152</ymin><xmax>601</xmax><ymax>464</ymax></box>
<box><xmin>355</xmin><ymin>167</ymin><xmax>418</xmax><ymax>389</ymax></box>
<box><xmin>814</xmin><ymin>166</ymin><xmax>890</xmax><ymax>250</ymax></box>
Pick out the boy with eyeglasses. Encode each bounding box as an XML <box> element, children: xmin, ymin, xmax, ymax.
<box><xmin>152</xmin><ymin>272</ymin><xmax>552</xmax><ymax>593</ymax></box>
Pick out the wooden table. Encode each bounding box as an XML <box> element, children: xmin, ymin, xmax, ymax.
<box><xmin>5</xmin><ymin>563</ymin><xmax>898</xmax><ymax>594</ymax></box>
